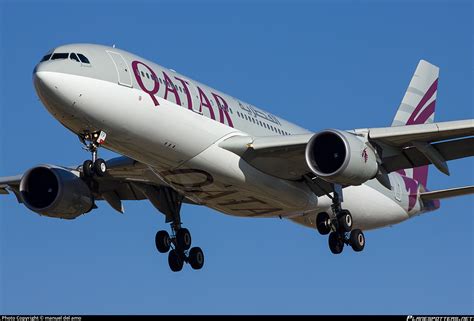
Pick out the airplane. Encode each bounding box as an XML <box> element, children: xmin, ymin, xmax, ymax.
<box><xmin>1</xmin><ymin>44</ymin><xmax>473</xmax><ymax>272</ymax></box>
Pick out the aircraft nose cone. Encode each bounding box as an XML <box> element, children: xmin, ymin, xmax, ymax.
<box><xmin>32</xmin><ymin>62</ymin><xmax>67</xmax><ymax>117</ymax></box>
<box><xmin>32</xmin><ymin>63</ymin><xmax>60</xmax><ymax>104</ymax></box>
<box><xmin>33</xmin><ymin>63</ymin><xmax>52</xmax><ymax>91</ymax></box>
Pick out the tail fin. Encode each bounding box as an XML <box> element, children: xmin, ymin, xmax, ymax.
<box><xmin>392</xmin><ymin>60</ymin><xmax>440</xmax><ymax>187</ymax></box>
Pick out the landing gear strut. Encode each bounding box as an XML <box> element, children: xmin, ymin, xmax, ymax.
<box><xmin>79</xmin><ymin>131</ymin><xmax>107</xmax><ymax>178</ymax></box>
<box><xmin>153</xmin><ymin>186</ymin><xmax>204</xmax><ymax>272</ymax></box>
<box><xmin>314</xmin><ymin>183</ymin><xmax>366</xmax><ymax>254</ymax></box>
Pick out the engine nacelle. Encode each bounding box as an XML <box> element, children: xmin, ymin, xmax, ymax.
<box><xmin>19</xmin><ymin>165</ymin><xmax>93</xmax><ymax>219</ymax></box>
<box><xmin>305</xmin><ymin>129</ymin><xmax>378</xmax><ymax>186</ymax></box>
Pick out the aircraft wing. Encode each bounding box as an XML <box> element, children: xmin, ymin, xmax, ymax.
<box><xmin>0</xmin><ymin>175</ymin><xmax>22</xmax><ymax>192</ymax></box>
<box><xmin>0</xmin><ymin>175</ymin><xmax>22</xmax><ymax>203</ymax></box>
<box><xmin>0</xmin><ymin>156</ymin><xmax>178</xmax><ymax>214</ymax></box>
<box><xmin>362</xmin><ymin>119</ymin><xmax>474</xmax><ymax>175</ymax></box>
<box><xmin>219</xmin><ymin>119</ymin><xmax>474</xmax><ymax>188</ymax></box>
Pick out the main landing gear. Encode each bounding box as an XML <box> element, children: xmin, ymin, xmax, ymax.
<box><xmin>79</xmin><ymin>131</ymin><xmax>108</xmax><ymax>178</ymax></box>
<box><xmin>154</xmin><ymin>187</ymin><xmax>204</xmax><ymax>272</ymax></box>
<box><xmin>315</xmin><ymin>184</ymin><xmax>366</xmax><ymax>254</ymax></box>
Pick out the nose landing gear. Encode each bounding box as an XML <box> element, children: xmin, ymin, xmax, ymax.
<box><xmin>79</xmin><ymin>131</ymin><xmax>108</xmax><ymax>178</ymax></box>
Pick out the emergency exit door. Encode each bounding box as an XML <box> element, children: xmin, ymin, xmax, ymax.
<box><xmin>107</xmin><ymin>51</ymin><xmax>133</xmax><ymax>87</ymax></box>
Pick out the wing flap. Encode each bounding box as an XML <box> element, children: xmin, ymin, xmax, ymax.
<box><xmin>382</xmin><ymin>137</ymin><xmax>474</xmax><ymax>173</ymax></box>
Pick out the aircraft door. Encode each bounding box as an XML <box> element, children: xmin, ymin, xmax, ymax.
<box><xmin>107</xmin><ymin>51</ymin><xmax>133</xmax><ymax>87</ymax></box>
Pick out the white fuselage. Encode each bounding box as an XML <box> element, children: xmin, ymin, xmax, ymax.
<box><xmin>33</xmin><ymin>44</ymin><xmax>425</xmax><ymax>231</ymax></box>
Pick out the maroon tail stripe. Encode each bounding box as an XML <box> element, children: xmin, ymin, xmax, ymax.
<box><xmin>406</xmin><ymin>78</ymin><xmax>438</xmax><ymax>125</ymax></box>
<box><xmin>413</xmin><ymin>165</ymin><xmax>429</xmax><ymax>188</ymax></box>
<box><xmin>407</xmin><ymin>100</ymin><xmax>436</xmax><ymax>125</ymax></box>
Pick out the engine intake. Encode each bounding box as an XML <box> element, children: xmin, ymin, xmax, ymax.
<box><xmin>305</xmin><ymin>129</ymin><xmax>378</xmax><ymax>186</ymax></box>
<box><xmin>20</xmin><ymin>165</ymin><xmax>93</xmax><ymax>219</ymax></box>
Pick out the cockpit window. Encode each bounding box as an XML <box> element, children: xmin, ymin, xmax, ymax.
<box><xmin>51</xmin><ymin>53</ymin><xmax>69</xmax><ymax>60</ymax></box>
<box><xmin>77</xmin><ymin>54</ymin><xmax>90</xmax><ymax>64</ymax></box>
<box><xmin>69</xmin><ymin>53</ymin><xmax>80</xmax><ymax>62</ymax></box>
<box><xmin>40</xmin><ymin>54</ymin><xmax>52</xmax><ymax>62</ymax></box>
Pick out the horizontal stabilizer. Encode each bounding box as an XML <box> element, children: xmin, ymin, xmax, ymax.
<box><xmin>420</xmin><ymin>186</ymin><xmax>474</xmax><ymax>201</ymax></box>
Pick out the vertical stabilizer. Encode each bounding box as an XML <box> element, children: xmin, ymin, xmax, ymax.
<box><xmin>392</xmin><ymin>60</ymin><xmax>440</xmax><ymax>187</ymax></box>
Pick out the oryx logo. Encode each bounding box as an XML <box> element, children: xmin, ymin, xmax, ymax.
<box><xmin>361</xmin><ymin>147</ymin><xmax>369</xmax><ymax>163</ymax></box>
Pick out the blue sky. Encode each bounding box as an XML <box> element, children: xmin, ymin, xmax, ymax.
<box><xmin>0</xmin><ymin>0</ymin><xmax>473</xmax><ymax>315</ymax></box>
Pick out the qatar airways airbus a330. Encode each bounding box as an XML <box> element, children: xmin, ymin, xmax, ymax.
<box><xmin>1</xmin><ymin>44</ymin><xmax>473</xmax><ymax>272</ymax></box>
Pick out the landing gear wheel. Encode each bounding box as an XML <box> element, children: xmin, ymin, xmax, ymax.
<box><xmin>328</xmin><ymin>232</ymin><xmax>344</xmax><ymax>254</ymax></box>
<box><xmin>168</xmin><ymin>249</ymin><xmax>184</xmax><ymax>272</ymax></box>
<box><xmin>94</xmin><ymin>158</ymin><xmax>107</xmax><ymax>177</ymax></box>
<box><xmin>155</xmin><ymin>230</ymin><xmax>171</xmax><ymax>253</ymax></box>
<box><xmin>82</xmin><ymin>160</ymin><xmax>94</xmax><ymax>178</ymax></box>
<box><xmin>188</xmin><ymin>247</ymin><xmax>204</xmax><ymax>270</ymax></box>
<box><xmin>316</xmin><ymin>212</ymin><xmax>331</xmax><ymax>235</ymax></box>
<box><xmin>338</xmin><ymin>210</ymin><xmax>353</xmax><ymax>233</ymax></box>
<box><xmin>176</xmin><ymin>228</ymin><xmax>192</xmax><ymax>250</ymax></box>
<box><xmin>350</xmin><ymin>229</ymin><xmax>365</xmax><ymax>252</ymax></box>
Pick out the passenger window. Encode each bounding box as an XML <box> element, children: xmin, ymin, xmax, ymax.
<box><xmin>141</xmin><ymin>71</ymin><xmax>145</xmax><ymax>77</ymax></box>
<box><xmin>40</xmin><ymin>54</ymin><xmax>52</xmax><ymax>62</ymax></box>
<box><xmin>146</xmin><ymin>73</ymin><xmax>150</xmax><ymax>79</ymax></box>
<box><xmin>51</xmin><ymin>53</ymin><xmax>69</xmax><ymax>60</ymax></box>
<box><xmin>70</xmin><ymin>53</ymin><xmax>80</xmax><ymax>62</ymax></box>
<box><xmin>77</xmin><ymin>54</ymin><xmax>90</xmax><ymax>64</ymax></box>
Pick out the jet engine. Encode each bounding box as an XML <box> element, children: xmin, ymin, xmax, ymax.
<box><xmin>305</xmin><ymin>129</ymin><xmax>378</xmax><ymax>186</ymax></box>
<box><xmin>20</xmin><ymin>165</ymin><xmax>94</xmax><ymax>219</ymax></box>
